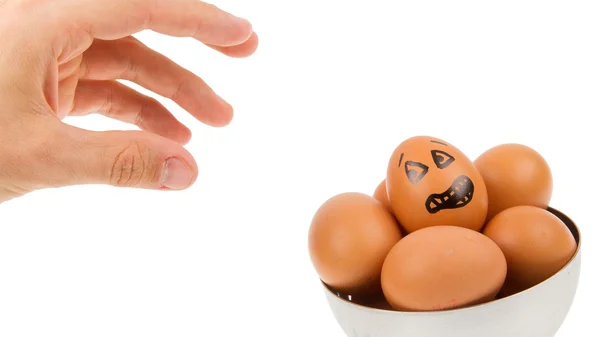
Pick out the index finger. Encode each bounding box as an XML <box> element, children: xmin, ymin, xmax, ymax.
<box><xmin>66</xmin><ymin>0</ymin><xmax>253</xmax><ymax>46</ymax></box>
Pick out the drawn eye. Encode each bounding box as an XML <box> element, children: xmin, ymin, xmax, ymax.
<box><xmin>431</xmin><ymin>150</ymin><xmax>455</xmax><ymax>169</ymax></box>
<box><xmin>405</xmin><ymin>161</ymin><xmax>429</xmax><ymax>184</ymax></box>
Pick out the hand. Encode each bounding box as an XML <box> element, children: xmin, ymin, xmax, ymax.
<box><xmin>0</xmin><ymin>0</ymin><xmax>258</xmax><ymax>204</ymax></box>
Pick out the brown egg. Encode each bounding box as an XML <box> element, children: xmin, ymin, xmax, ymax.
<box><xmin>474</xmin><ymin>143</ymin><xmax>553</xmax><ymax>221</ymax></box>
<box><xmin>381</xmin><ymin>226</ymin><xmax>507</xmax><ymax>312</ymax></box>
<box><xmin>483</xmin><ymin>206</ymin><xmax>576</xmax><ymax>294</ymax></box>
<box><xmin>373</xmin><ymin>179</ymin><xmax>391</xmax><ymax>211</ymax></box>
<box><xmin>308</xmin><ymin>192</ymin><xmax>403</xmax><ymax>295</ymax></box>
<box><xmin>386</xmin><ymin>136</ymin><xmax>488</xmax><ymax>233</ymax></box>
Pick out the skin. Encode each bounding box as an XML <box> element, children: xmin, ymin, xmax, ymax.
<box><xmin>0</xmin><ymin>0</ymin><xmax>259</xmax><ymax>204</ymax></box>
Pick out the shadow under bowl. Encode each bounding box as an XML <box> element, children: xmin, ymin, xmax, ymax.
<box><xmin>321</xmin><ymin>207</ymin><xmax>582</xmax><ymax>337</ymax></box>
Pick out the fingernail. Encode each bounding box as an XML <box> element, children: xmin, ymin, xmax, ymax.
<box><xmin>227</xmin><ymin>16</ymin><xmax>253</xmax><ymax>43</ymax></box>
<box><xmin>231</xmin><ymin>14</ymin><xmax>251</xmax><ymax>26</ymax></box>
<box><xmin>161</xmin><ymin>158</ymin><xmax>193</xmax><ymax>190</ymax></box>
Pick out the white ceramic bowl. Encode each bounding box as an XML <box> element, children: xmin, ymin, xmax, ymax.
<box><xmin>322</xmin><ymin>207</ymin><xmax>582</xmax><ymax>337</ymax></box>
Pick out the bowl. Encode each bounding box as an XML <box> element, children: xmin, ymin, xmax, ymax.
<box><xmin>321</xmin><ymin>207</ymin><xmax>582</xmax><ymax>337</ymax></box>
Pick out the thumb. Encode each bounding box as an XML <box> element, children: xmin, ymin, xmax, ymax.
<box><xmin>58</xmin><ymin>125</ymin><xmax>198</xmax><ymax>190</ymax></box>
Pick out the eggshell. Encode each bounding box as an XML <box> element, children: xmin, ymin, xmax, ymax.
<box><xmin>386</xmin><ymin>136</ymin><xmax>488</xmax><ymax>233</ymax></box>
<box><xmin>308</xmin><ymin>192</ymin><xmax>403</xmax><ymax>295</ymax></box>
<box><xmin>381</xmin><ymin>226</ymin><xmax>507</xmax><ymax>312</ymax></box>
<box><xmin>483</xmin><ymin>205</ymin><xmax>576</xmax><ymax>294</ymax></box>
<box><xmin>474</xmin><ymin>143</ymin><xmax>553</xmax><ymax>221</ymax></box>
<box><xmin>373</xmin><ymin>179</ymin><xmax>391</xmax><ymax>211</ymax></box>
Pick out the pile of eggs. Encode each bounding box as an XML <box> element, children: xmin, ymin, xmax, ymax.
<box><xmin>308</xmin><ymin>136</ymin><xmax>577</xmax><ymax>312</ymax></box>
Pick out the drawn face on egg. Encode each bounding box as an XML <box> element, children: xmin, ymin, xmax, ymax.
<box><xmin>386</xmin><ymin>136</ymin><xmax>488</xmax><ymax>233</ymax></box>
<box><xmin>400</xmin><ymin>140</ymin><xmax>475</xmax><ymax>213</ymax></box>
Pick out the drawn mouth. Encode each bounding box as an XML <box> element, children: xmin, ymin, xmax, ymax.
<box><xmin>425</xmin><ymin>175</ymin><xmax>474</xmax><ymax>214</ymax></box>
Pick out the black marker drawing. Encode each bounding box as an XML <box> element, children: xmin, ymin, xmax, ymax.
<box><xmin>397</xmin><ymin>153</ymin><xmax>404</xmax><ymax>168</ymax></box>
<box><xmin>425</xmin><ymin>175</ymin><xmax>474</xmax><ymax>214</ymax></box>
<box><xmin>405</xmin><ymin>161</ymin><xmax>428</xmax><ymax>184</ymax></box>
<box><xmin>431</xmin><ymin>150</ymin><xmax>455</xmax><ymax>169</ymax></box>
<box><xmin>430</xmin><ymin>140</ymin><xmax>448</xmax><ymax>146</ymax></box>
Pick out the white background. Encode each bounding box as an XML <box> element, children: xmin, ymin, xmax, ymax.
<box><xmin>0</xmin><ymin>0</ymin><xmax>598</xmax><ymax>336</ymax></box>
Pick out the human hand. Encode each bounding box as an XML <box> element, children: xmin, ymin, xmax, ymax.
<box><xmin>0</xmin><ymin>0</ymin><xmax>258</xmax><ymax>204</ymax></box>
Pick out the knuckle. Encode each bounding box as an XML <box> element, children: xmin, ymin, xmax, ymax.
<box><xmin>100</xmin><ymin>83</ymin><xmax>116</xmax><ymax>116</ymax></box>
<box><xmin>123</xmin><ymin>55</ymin><xmax>139</xmax><ymax>80</ymax></box>
<box><xmin>108</xmin><ymin>142</ymin><xmax>155</xmax><ymax>187</ymax></box>
<box><xmin>116</xmin><ymin>39</ymin><xmax>141</xmax><ymax>80</ymax></box>
<box><xmin>135</xmin><ymin>98</ymin><xmax>159</xmax><ymax>127</ymax></box>
<box><xmin>169</xmin><ymin>77</ymin><xmax>191</xmax><ymax>102</ymax></box>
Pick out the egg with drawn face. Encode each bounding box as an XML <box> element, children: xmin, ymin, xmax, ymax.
<box><xmin>386</xmin><ymin>136</ymin><xmax>488</xmax><ymax>233</ymax></box>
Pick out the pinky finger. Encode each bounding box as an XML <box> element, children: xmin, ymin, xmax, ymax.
<box><xmin>71</xmin><ymin>80</ymin><xmax>192</xmax><ymax>145</ymax></box>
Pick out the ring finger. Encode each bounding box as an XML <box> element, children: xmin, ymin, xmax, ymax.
<box><xmin>71</xmin><ymin>80</ymin><xmax>192</xmax><ymax>145</ymax></box>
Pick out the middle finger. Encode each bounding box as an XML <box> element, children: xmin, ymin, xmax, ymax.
<box><xmin>79</xmin><ymin>37</ymin><xmax>233</xmax><ymax>127</ymax></box>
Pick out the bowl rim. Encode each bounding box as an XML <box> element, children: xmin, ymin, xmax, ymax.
<box><xmin>320</xmin><ymin>206</ymin><xmax>582</xmax><ymax>315</ymax></box>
